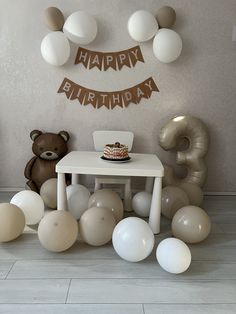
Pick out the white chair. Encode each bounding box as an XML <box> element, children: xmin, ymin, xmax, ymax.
<box><xmin>93</xmin><ymin>130</ymin><xmax>134</xmax><ymax>212</ymax></box>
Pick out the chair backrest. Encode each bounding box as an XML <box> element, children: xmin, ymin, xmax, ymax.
<box><xmin>93</xmin><ymin>131</ymin><xmax>134</xmax><ymax>152</ymax></box>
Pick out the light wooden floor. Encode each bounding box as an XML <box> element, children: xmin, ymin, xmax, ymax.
<box><xmin>0</xmin><ymin>192</ymin><xmax>236</xmax><ymax>314</ymax></box>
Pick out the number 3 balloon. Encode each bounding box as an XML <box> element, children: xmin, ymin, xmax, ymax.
<box><xmin>159</xmin><ymin>116</ymin><xmax>209</xmax><ymax>187</ymax></box>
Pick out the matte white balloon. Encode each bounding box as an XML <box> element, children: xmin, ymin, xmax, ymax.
<box><xmin>153</xmin><ymin>28</ymin><xmax>182</xmax><ymax>63</ymax></box>
<box><xmin>128</xmin><ymin>10</ymin><xmax>159</xmax><ymax>42</ymax></box>
<box><xmin>41</xmin><ymin>31</ymin><xmax>70</xmax><ymax>66</ymax></box>
<box><xmin>66</xmin><ymin>184</ymin><xmax>90</xmax><ymax>220</ymax></box>
<box><xmin>156</xmin><ymin>238</ymin><xmax>191</xmax><ymax>274</ymax></box>
<box><xmin>63</xmin><ymin>11</ymin><xmax>97</xmax><ymax>45</ymax></box>
<box><xmin>40</xmin><ymin>178</ymin><xmax>57</xmax><ymax>209</ymax></box>
<box><xmin>132</xmin><ymin>191</ymin><xmax>152</xmax><ymax>217</ymax></box>
<box><xmin>11</xmin><ymin>190</ymin><xmax>44</xmax><ymax>225</ymax></box>
<box><xmin>112</xmin><ymin>217</ymin><xmax>154</xmax><ymax>262</ymax></box>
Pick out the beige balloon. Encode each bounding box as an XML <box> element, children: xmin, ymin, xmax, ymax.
<box><xmin>40</xmin><ymin>178</ymin><xmax>57</xmax><ymax>209</ymax></box>
<box><xmin>156</xmin><ymin>6</ymin><xmax>176</xmax><ymax>28</ymax></box>
<box><xmin>172</xmin><ymin>205</ymin><xmax>211</xmax><ymax>243</ymax></box>
<box><xmin>0</xmin><ymin>203</ymin><xmax>25</xmax><ymax>242</ymax></box>
<box><xmin>88</xmin><ymin>189</ymin><xmax>124</xmax><ymax>222</ymax></box>
<box><xmin>161</xmin><ymin>186</ymin><xmax>189</xmax><ymax>219</ymax></box>
<box><xmin>79</xmin><ymin>207</ymin><xmax>116</xmax><ymax>246</ymax></box>
<box><xmin>159</xmin><ymin>116</ymin><xmax>209</xmax><ymax>187</ymax></box>
<box><xmin>179</xmin><ymin>182</ymin><xmax>203</xmax><ymax>206</ymax></box>
<box><xmin>38</xmin><ymin>210</ymin><xmax>78</xmax><ymax>252</ymax></box>
<box><xmin>44</xmin><ymin>7</ymin><xmax>65</xmax><ymax>31</ymax></box>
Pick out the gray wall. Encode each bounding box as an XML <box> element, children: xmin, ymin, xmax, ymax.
<box><xmin>0</xmin><ymin>0</ymin><xmax>236</xmax><ymax>192</ymax></box>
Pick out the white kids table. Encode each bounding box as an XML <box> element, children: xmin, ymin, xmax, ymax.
<box><xmin>56</xmin><ymin>151</ymin><xmax>164</xmax><ymax>234</ymax></box>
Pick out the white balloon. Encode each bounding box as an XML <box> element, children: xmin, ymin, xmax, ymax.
<box><xmin>132</xmin><ymin>191</ymin><xmax>152</xmax><ymax>217</ymax></box>
<box><xmin>41</xmin><ymin>31</ymin><xmax>70</xmax><ymax>66</ymax></box>
<box><xmin>63</xmin><ymin>11</ymin><xmax>97</xmax><ymax>45</ymax></box>
<box><xmin>153</xmin><ymin>28</ymin><xmax>182</xmax><ymax>63</ymax></box>
<box><xmin>40</xmin><ymin>178</ymin><xmax>57</xmax><ymax>209</ymax></box>
<box><xmin>66</xmin><ymin>184</ymin><xmax>90</xmax><ymax>220</ymax></box>
<box><xmin>128</xmin><ymin>10</ymin><xmax>159</xmax><ymax>42</ymax></box>
<box><xmin>112</xmin><ymin>217</ymin><xmax>154</xmax><ymax>262</ymax></box>
<box><xmin>11</xmin><ymin>190</ymin><xmax>44</xmax><ymax>225</ymax></box>
<box><xmin>156</xmin><ymin>238</ymin><xmax>191</xmax><ymax>274</ymax></box>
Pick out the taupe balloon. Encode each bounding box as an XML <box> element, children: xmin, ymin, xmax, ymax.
<box><xmin>159</xmin><ymin>116</ymin><xmax>209</xmax><ymax>187</ymax></box>
<box><xmin>156</xmin><ymin>6</ymin><xmax>176</xmax><ymax>28</ymax></box>
<box><xmin>172</xmin><ymin>205</ymin><xmax>211</xmax><ymax>243</ymax></box>
<box><xmin>0</xmin><ymin>203</ymin><xmax>25</xmax><ymax>242</ymax></box>
<box><xmin>88</xmin><ymin>189</ymin><xmax>124</xmax><ymax>223</ymax></box>
<box><xmin>79</xmin><ymin>207</ymin><xmax>116</xmax><ymax>246</ymax></box>
<box><xmin>44</xmin><ymin>7</ymin><xmax>65</xmax><ymax>31</ymax></box>
<box><xmin>179</xmin><ymin>182</ymin><xmax>203</xmax><ymax>206</ymax></box>
<box><xmin>38</xmin><ymin>210</ymin><xmax>78</xmax><ymax>252</ymax></box>
<box><xmin>40</xmin><ymin>178</ymin><xmax>57</xmax><ymax>209</ymax></box>
<box><xmin>161</xmin><ymin>186</ymin><xmax>189</xmax><ymax>219</ymax></box>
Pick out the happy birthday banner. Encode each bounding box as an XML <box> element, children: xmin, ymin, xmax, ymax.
<box><xmin>75</xmin><ymin>46</ymin><xmax>145</xmax><ymax>71</ymax></box>
<box><xmin>58</xmin><ymin>77</ymin><xmax>159</xmax><ymax>109</ymax></box>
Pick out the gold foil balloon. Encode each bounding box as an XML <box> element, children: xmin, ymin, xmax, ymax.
<box><xmin>79</xmin><ymin>207</ymin><xmax>116</xmax><ymax>246</ymax></box>
<box><xmin>159</xmin><ymin>116</ymin><xmax>209</xmax><ymax>187</ymax></box>
<box><xmin>161</xmin><ymin>186</ymin><xmax>189</xmax><ymax>219</ymax></box>
<box><xmin>44</xmin><ymin>7</ymin><xmax>65</xmax><ymax>31</ymax></box>
<box><xmin>156</xmin><ymin>6</ymin><xmax>176</xmax><ymax>28</ymax></box>
<box><xmin>38</xmin><ymin>210</ymin><xmax>78</xmax><ymax>252</ymax></box>
<box><xmin>88</xmin><ymin>189</ymin><xmax>124</xmax><ymax>223</ymax></box>
<box><xmin>0</xmin><ymin>203</ymin><xmax>25</xmax><ymax>242</ymax></box>
<box><xmin>179</xmin><ymin>183</ymin><xmax>203</xmax><ymax>206</ymax></box>
<box><xmin>172</xmin><ymin>205</ymin><xmax>211</xmax><ymax>243</ymax></box>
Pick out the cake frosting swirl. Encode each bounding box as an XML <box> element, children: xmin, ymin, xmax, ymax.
<box><xmin>103</xmin><ymin>142</ymin><xmax>129</xmax><ymax>160</ymax></box>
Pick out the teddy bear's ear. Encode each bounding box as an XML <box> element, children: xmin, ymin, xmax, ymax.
<box><xmin>59</xmin><ymin>131</ymin><xmax>70</xmax><ymax>142</ymax></box>
<box><xmin>30</xmin><ymin>130</ymin><xmax>42</xmax><ymax>141</ymax></box>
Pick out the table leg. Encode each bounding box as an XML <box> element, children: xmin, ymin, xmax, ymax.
<box><xmin>148</xmin><ymin>177</ymin><xmax>162</xmax><ymax>234</ymax></box>
<box><xmin>72</xmin><ymin>174</ymin><xmax>80</xmax><ymax>185</ymax></box>
<box><xmin>145</xmin><ymin>177</ymin><xmax>154</xmax><ymax>193</ymax></box>
<box><xmin>57</xmin><ymin>172</ymin><xmax>68</xmax><ymax>211</ymax></box>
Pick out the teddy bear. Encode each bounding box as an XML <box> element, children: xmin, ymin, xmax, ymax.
<box><xmin>24</xmin><ymin>130</ymin><xmax>70</xmax><ymax>193</ymax></box>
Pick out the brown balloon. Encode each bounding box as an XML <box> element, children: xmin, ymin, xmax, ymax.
<box><xmin>38</xmin><ymin>210</ymin><xmax>78</xmax><ymax>252</ymax></box>
<box><xmin>172</xmin><ymin>205</ymin><xmax>211</xmax><ymax>243</ymax></box>
<box><xmin>44</xmin><ymin>7</ymin><xmax>65</xmax><ymax>31</ymax></box>
<box><xmin>0</xmin><ymin>203</ymin><xmax>25</xmax><ymax>242</ymax></box>
<box><xmin>79</xmin><ymin>207</ymin><xmax>116</xmax><ymax>246</ymax></box>
<box><xmin>156</xmin><ymin>6</ymin><xmax>176</xmax><ymax>28</ymax></box>
<box><xmin>161</xmin><ymin>186</ymin><xmax>189</xmax><ymax>219</ymax></box>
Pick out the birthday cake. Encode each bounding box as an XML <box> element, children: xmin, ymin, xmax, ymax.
<box><xmin>103</xmin><ymin>142</ymin><xmax>129</xmax><ymax>160</ymax></box>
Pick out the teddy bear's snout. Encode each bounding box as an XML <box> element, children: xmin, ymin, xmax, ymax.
<box><xmin>46</xmin><ymin>152</ymin><xmax>52</xmax><ymax>156</ymax></box>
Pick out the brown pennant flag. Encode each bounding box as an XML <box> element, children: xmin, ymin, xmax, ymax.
<box><xmin>88</xmin><ymin>51</ymin><xmax>103</xmax><ymax>71</ymax></box>
<box><xmin>70</xmin><ymin>84</ymin><xmax>86</xmax><ymax>104</ymax></box>
<box><xmin>129</xmin><ymin>46</ymin><xmax>145</xmax><ymax>67</ymax></box>
<box><xmin>74</xmin><ymin>47</ymin><xmax>90</xmax><ymax>68</ymax></box>
<box><xmin>122</xmin><ymin>88</ymin><xmax>138</xmax><ymax>107</ymax></box>
<box><xmin>116</xmin><ymin>50</ymin><xmax>132</xmax><ymax>70</ymax></box>
<box><xmin>83</xmin><ymin>89</ymin><xmax>98</xmax><ymax>108</ymax></box>
<box><xmin>97</xmin><ymin>92</ymin><xmax>111</xmax><ymax>109</ymax></box>
<box><xmin>142</xmin><ymin>77</ymin><xmax>159</xmax><ymax>98</ymax></box>
<box><xmin>103</xmin><ymin>52</ymin><xmax>117</xmax><ymax>71</ymax></box>
<box><xmin>110</xmin><ymin>92</ymin><xmax>124</xmax><ymax>109</ymax></box>
<box><xmin>57</xmin><ymin>78</ymin><xmax>75</xmax><ymax>99</ymax></box>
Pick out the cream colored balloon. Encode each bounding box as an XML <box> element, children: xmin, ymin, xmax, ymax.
<box><xmin>161</xmin><ymin>186</ymin><xmax>189</xmax><ymax>219</ymax></box>
<box><xmin>44</xmin><ymin>7</ymin><xmax>65</xmax><ymax>31</ymax></box>
<box><xmin>172</xmin><ymin>205</ymin><xmax>211</xmax><ymax>243</ymax></box>
<box><xmin>0</xmin><ymin>203</ymin><xmax>25</xmax><ymax>242</ymax></box>
<box><xmin>38</xmin><ymin>210</ymin><xmax>78</xmax><ymax>252</ymax></box>
<box><xmin>159</xmin><ymin>116</ymin><xmax>209</xmax><ymax>187</ymax></box>
<box><xmin>40</xmin><ymin>178</ymin><xmax>57</xmax><ymax>209</ymax></box>
<box><xmin>179</xmin><ymin>183</ymin><xmax>203</xmax><ymax>206</ymax></box>
<box><xmin>79</xmin><ymin>207</ymin><xmax>116</xmax><ymax>246</ymax></box>
<box><xmin>88</xmin><ymin>189</ymin><xmax>124</xmax><ymax>222</ymax></box>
